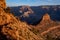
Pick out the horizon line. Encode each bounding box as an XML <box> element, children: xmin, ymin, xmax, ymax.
<box><xmin>7</xmin><ymin>4</ymin><xmax>60</xmax><ymax>7</ymax></box>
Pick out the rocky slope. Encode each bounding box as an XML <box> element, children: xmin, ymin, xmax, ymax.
<box><xmin>0</xmin><ymin>0</ymin><xmax>44</xmax><ymax>40</ymax></box>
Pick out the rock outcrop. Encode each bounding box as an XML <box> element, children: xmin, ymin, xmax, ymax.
<box><xmin>42</xmin><ymin>13</ymin><xmax>51</xmax><ymax>21</ymax></box>
<box><xmin>20</xmin><ymin>6</ymin><xmax>34</xmax><ymax>17</ymax></box>
<box><xmin>0</xmin><ymin>0</ymin><xmax>6</xmax><ymax>8</ymax></box>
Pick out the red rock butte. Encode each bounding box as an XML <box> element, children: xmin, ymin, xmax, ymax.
<box><xmin>42</xmin><ymin>13</ymin><xmax>51</xmax><ymax>21</ymax></box>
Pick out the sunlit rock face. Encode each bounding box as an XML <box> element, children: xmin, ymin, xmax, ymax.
<box><xmin>0</xmin><ymin>0</ymin><xmax>6</xmax><ymax>8</ymax></box>
<box><xmin>20</xmin><ymin>6</ymin><xmax>34</xmax><ymax>17</ymax></box>
<box><xmin>0</xmin><ymin>8</ymin><xmax>13</xmax><ymax>25</ymax></box>
<box><xmin>39</xmin><ymin>13</ymin><xmax>52</xmax><ymax>25</ymax></box>
<box><xmin>42</xmin><ymin>13</ymin><xmax>51</xmax><ymax>21</ymax></box>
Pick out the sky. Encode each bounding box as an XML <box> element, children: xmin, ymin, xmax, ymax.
<box><xmin>6</xmin><ymin>0</ymin><xmax>60</xmax><ymax>7</ymax></box>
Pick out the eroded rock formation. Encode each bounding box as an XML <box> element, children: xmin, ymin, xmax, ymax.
<box><xmin>20</xmin><ymin>6</ymin><xmax>34</xmax><ymax>17</ymax></box>
<box><xmin>42</xmin><ymin>13</ymin><xmax>51</xmax><ymax>21</ymax></box>
<box><xmin>31</xmin><ymin>13</ymin><xmax>60</xmax><ymax>40</ymax></box>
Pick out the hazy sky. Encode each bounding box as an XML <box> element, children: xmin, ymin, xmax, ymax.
<box><xmin>6</xmin><ymin>0</ymin><xmax>60</xmax><ymax>6</ymax></box>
